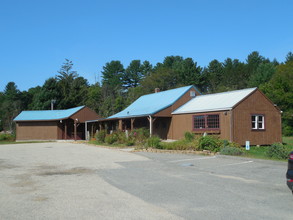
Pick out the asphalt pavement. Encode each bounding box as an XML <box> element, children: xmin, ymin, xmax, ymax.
<box><xmin>0</xmin><ymin>142</ymin><xmax>292</xmax><ymax>220</ymax></box>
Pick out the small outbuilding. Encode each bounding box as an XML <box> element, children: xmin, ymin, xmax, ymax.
<box><xmin>14</xmin><ymin>106</ymin><xmax>100</xmax><ymax>141</ymax></box>
<box><xmin>172</xmin><ymin>88</ymin><xmax>282</xmax><ymax>145</ymax></box>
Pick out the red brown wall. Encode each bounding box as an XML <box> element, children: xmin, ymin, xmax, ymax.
<box><xmin>70</xmin><ymin>107</ymin><xmax>100</xmax><ymax>123</ymax></box>
<box><xmin>233</xmin><ymin>90</ymin><xmax>282</xmax><ymax>145</ymax></box>
<box><xmin>170</xmin><ymin>111</ymin><xmax>231</xmax><ymax>140</ymax></box>
<box><xmin>16</xmin><ymin>121</ymin><xmax>58</xmax><ymax>140</ymax></box>
<box><xmin>154</xmin><ymin>87</ymin><xmax>199</xmax><ymax>117</ymax></box>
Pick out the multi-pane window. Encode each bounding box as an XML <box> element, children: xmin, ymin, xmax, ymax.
<box><xmin>251</xmin><ymin>115</ymin><xmax>265</xmax><ymax>130</ymax></box>
<box><xmin>194</xmin><ymin>114</ymin><xmax>219</xmax><ymax>130</ymax></box>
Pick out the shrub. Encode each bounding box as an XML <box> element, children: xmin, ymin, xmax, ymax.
<box><xmin>126</xmin><ymin>138</ymin><xmax>135</xmax><ymax>146</ymax></box>
<box><xmin>95</xmin><ymin>130</ymin><xmax>107</xmax><ymax>143</ymax></box>
<box><xmin>115</xmin><ymin>131</ymin><xmax>127</xmax><ymax>144</ymax></box>
<box><xmin>198</xmin><ymin>135</ymin><xmax>223</xmax><ymax>152</ymax></box>
<box><xmin>0</xmin><ymin>133</ymin><xmax>15</xmax><ymax>141</ymax></box>
<box><xmin>105</xmin><ymin>133</ymin><xmax>118</xmax><ymax>145</ymax></box>
<box><xmin>146</xmin><ymin>136</ymin><xmax>161</xmax><ymax>148</ymax></box>
<box><xmin>266</xmin><ymin>143</ymin><xmax>289</xmax><ymax>159</ymax></box>
<box><xmin>184</xmin><ymin>132</ymin><xmax>195</xmax><ymax>142</ymax></box>
<box><xmin>161</xmin><ymin>139</ymin><xmax>197</xmax><ymax>151</ymax></box>
<box><xmin>220</xmin><ymin>146</ymin><xmax>244</xmax><ymax>156</ymax></box>
<box><xmin>130</xmin><ymin>128</ymin><xmax>149</xmax><ymax>145</ymax></box>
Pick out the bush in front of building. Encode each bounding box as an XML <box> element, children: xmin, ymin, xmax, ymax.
<box><xmin>266</xmin><ymin>143</ymin><xmax>289</xmax><ymax>160</ymax></box>
<box><xmin>220</xmin><ymin>146</ymin><xmax>244</xmax><ymax>156</ymax></box>
<box><xmin>198</xmin><ymin>135</ymin><xmax>223</xmax><ymax>152</ymax></box>
<box><xmin>160</xmin><ymin>139</ymin><xmax>197</xmax><ymax>151</ymax></box>
<box><xmin>184</xmin><ymin>131</ymin><xmax>195</xmax><ymax>142</ymax></box>
<box><xmin>0</xmin><ymin>133</ymin><xmax>15</xmax><ymax>142</ymax></box>
<box><xmin>114</xmin><ymin>131</ymin><xmax>128</xmax><ymax>144</ymax></box>
<box><xmin>95</xmin><ymin>130</ymin><xmax>107</xmax><ymax>143</ymax></box>
<box><xmin>129</xmin><ymin>128</ymin><xmax>149</xmax><ymax>145</ymax></box>
<box><xmin>105</xmin><ymin>133</ymin><xmax>118</xmax><ymax>144</ymax></box>
<box><xmin>146</xmin><ymin>136</ymin><xmax>161</xmax><ymax>149</ymax></box>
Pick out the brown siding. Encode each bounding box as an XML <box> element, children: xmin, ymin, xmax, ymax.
<box><xmin>16</xmin><ymin>121</ymin><xmax>58</xmax><ymax>140</ymax></box>
<box><xmin>154</xmin><ymin>87</ymin><xmax>199</xmax><ymax>117</ymax></box>
<box><xmin>153</xmin><ymin>117</ymin><xmax>171</xmax><ymax>139</ymax></box>
<box><xmin>70</xmin><ymin>106</ymin><xmax>100</xmax><ymax>123</ymax></box>
<box><xmin>233</xmin><ymin>90</ymin><xmax>282</xmax><ymax>145</ymax></box>
<box><xmin>170</xmin><ymin>111</ymin><xmax>231</xmax><ymax>140</ymax></box>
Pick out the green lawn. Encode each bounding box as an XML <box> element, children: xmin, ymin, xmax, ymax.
<box><xmin>283</xmin><ymin>136</ymin><xmax>293</xmax><ymax>146</ymax></box>
<box><xmin>243</xmin><ymin>137</ymin><xmax>293</xmax><ymax>161</ymax></box>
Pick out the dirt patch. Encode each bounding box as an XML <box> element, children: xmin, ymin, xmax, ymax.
<box><xmin>38</xmin><ymin>167</ymin><xmax>95</xmax><ymax>176</ymax></box>
<box><xmin>0</xmin><ymin>159</ymin><xmax>17</xmax><ymax>170</ymax></box>
<box><xmin>33</xmin><ymin>196</ymin><xmax>49</xmax><ymax>202</ymax></box>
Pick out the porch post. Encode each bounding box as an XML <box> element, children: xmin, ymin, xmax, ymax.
<box><xmin>118</xmin><ymin>119</ymin><xmax>123</xmax><ymax>131</ymax></box>
<box><xmin>91</xmin><ymin>124</ymin><xmax>94</xmax><ymax>138</ymax></box>
<box><xmin>85</xmin><ymin>121</ymin><xmax>88</xmax><ymax>141</ymax></box>
<box><xmin>74</xmin><ymin>119</ymin><xmax>77</xmax><ymax>141</ymax></box>
<box><xmin>64</xmin><ymin>121</ymin><xmax>67</xmax><ymax>140</ymax></box>
<box><xmin>148</xmin><ymin>115</ymin><xmax>153</xmax><ymax>137</ymax></box>
<box><xmin>131</xmin><ymin>118</ymin><xmax>135</xmax><ymax>130</ymax></box>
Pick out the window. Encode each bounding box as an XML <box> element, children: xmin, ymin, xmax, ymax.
<box><xmin>194</xmin><ymin>114</ymin><xmax>219</xmax><ymax>130</ymax></box>
<box><xmin>190</xmin><ymin>91</ymin><xmax>196</xmax><ymax>98</ymax></box>
<box><xmin>251</xmin><ymin>115</ymin><xmax>265</xmax><ymax>130</ymax></box>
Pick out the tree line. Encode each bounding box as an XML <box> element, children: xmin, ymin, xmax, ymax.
<box><xmin>0</xmin><ymin>52</ymin><xmax>292</xmax><ymax>135</ymax></box>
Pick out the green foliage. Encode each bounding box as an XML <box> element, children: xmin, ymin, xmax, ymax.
<box><xmin>123</xmin><ymin>60</ymin><xmax>143</xmax><ymax>89</ymax></box>
<box><xmin>101</xmin><ymin>61</ymin><xmax>124</xmax><ymax>89</ymax></box>
<box><xmin>114</xmin><ymin>131</ymin><xmax>127</xmax><ymax>144</ymax></box>
<box><xmin>184</xmin><ymin>131</ymin><xmax>195</xmax><ymax>142</ymax></box>
<box><xmin>125</xmin><ymin>138</ymin><xmax>135</xmax><ymax>146</ymax></box>
<box><xmin>130</xmin><ymin>128</ymin><xmax>149</xmax><ymax>145</ymax></box>
<box><xmin>160</xmin><ymin>139</ymin><xmax>197</xmax><ymax>151</ymax></box>
<box><xmin>105</xmin><ymin>133</ymin><xmax>118</xmax><ymax>145</ymax></box>
<box><xmin>266</xmin><ymin>143</ymin><xmax>289</xmax><ymax>160</ymax></box>
<box><xmin>198</xmin><ymin>135</ymin><xmax>223</xmax><ymax>152</ymax></box>
<box><xmin>146</xmin><ymin>136</ymin><xmax>161</xmax><ymax>148</ymax></box>
<box><xmin>248</xmin><ymin>63</ymin><xmax>276</xmax><ymax>87</ymax></box>
<box><xmin>260</xmin><ymin>61</ymin><xmax>293</xmax><ymax>136</ymax></box>
<box><xmin>220</xmin><ymin>146</ymin><xmax>244</xmax><ymax>156</ymax></box>
<box><xmin>95</xmin><ymin>130</ymin><xmax>107</xmax><ymax>143</ymax></box>
<box><xmin>0</xmin><ymin>133</ymin><xmax>15</xmax><ymax>141</ymax></box>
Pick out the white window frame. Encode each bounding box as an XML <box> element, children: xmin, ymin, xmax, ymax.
<box><xmin>251</xmin><ymin>115</ymin><xmax>265</xmax><ymax>130</ymax></box>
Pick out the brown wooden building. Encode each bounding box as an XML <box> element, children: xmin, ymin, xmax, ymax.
<box><xmin>171</xmin><ymin>88</ymin><xmax>282</xmax><ymax>145</ymax></box>
<box><xmin>14</xmin><ymin>106</ymin><xmax>100</xmax><ymax>141</ymax></box>
<box><xmin>86</xmin><ymin>85</ymin><xmax>201</xmax><ymax>139</ymax></box>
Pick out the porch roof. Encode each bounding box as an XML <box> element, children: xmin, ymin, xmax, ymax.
<box><xmin>108</xmin><ymin>85</ymin><xmax>199</xmax><ymax>119</ymax></box>
<box><xmin>14</xmin><ymin>106</ymin><xmax>85</xmax><ymax>121</ymax></box>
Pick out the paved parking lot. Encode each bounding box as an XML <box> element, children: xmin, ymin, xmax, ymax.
<box><xmin>0</xmin><ymin>142</ymin><xmax>292</xmax><ymax>219</ymax></box>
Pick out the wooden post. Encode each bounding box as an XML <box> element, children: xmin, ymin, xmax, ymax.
<box><xmin>118</xmin><ymin>119</ymin><xmax>123</xmax><ymax>131</ymax></box>
<box><xmin>65</xmin><ymin>121</ymin><xmax>67</xmax><ymax>140</ymax></box>
<box><xmin>131</xmin><ymin>118</ymin><xmax>135</xmax><ymax>130</ymax></box>
<box><xmin>91</xmin><ymin>124</ymin><xmax>94</xmax><ymax>139</ymax></box>
<box><xmin>74</xmin><ymin>119</ymin><xmax>77</xmax><ymax>141</ymax></box>
<box><xmin>85</xmin><ymin>121</ymin><xmax>88</xmax><ymax>140</ymax></box>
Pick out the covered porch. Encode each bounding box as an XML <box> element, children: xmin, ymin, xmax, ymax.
<box><xmin>85</xmin><ymin>116</ymin><xmax>171</xmax><ymax>140</ymax></box>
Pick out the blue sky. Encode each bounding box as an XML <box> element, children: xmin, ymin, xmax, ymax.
<box><xmin>0</xmin><ymin>0</ymin><xmax>292</xmax><ymax>91</ymax></box>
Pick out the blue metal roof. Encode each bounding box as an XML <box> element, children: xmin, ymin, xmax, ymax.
<box><xmin>14</xmin><ymin>106</ymin><xmax>85</xmax><ymax>121</ymax></box>
<box><xmin>108</xmin><ymin>85</ymin><xmax>198</xmax><ymax>119</ymax></box>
